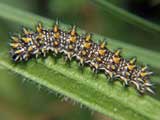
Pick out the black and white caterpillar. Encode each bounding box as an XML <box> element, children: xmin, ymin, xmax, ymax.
<box><xmin>9</xmin><ymin>21</ymin><xmax>154</xmax><ymax>94</ymax></box>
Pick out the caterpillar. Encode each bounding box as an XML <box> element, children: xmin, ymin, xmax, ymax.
<box><xmin>9</xmin><ymin>21</ymin><xmax>154</xmax><ymax>95</ymax></box>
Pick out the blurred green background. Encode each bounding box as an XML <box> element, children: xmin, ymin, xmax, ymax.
<box><xmin>0</xmin><ymin>0</ymin><xmax>160</xmax><ymax>120</ymax></box>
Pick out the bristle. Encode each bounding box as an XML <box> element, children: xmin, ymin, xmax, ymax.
<box><xmin>23</xmin><ymin>27</ymin><xmax>30</xmax><ymax>35</ymax></box>
<box><xmin>36</xmin><ymin>23</ymin><xmax>43</xmax><ymax>33</ymax></box>
<box><xmin>70</xmin><ymin>25</ymin><xmax>77</xmax><ymax>36</ymax></box>
<box><xmin>11</xmin><ymin>36</ymin><xmax>19</xmax><ymax>42</ymax></box>
<box><xmin>85</xmin><ymin>33</ymin><xmax>92</xmax><ymax>41</ymax></box>
<box><xmin>100</xmin><ymin>41</ymin><xmax>106</xmax><ymax>49</ymax></box>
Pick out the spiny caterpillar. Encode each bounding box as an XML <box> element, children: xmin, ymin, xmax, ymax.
<box><xmin>9</xmin><ymin>21</ymin><xmax>154</xmax><ymax>95</ymax></box>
